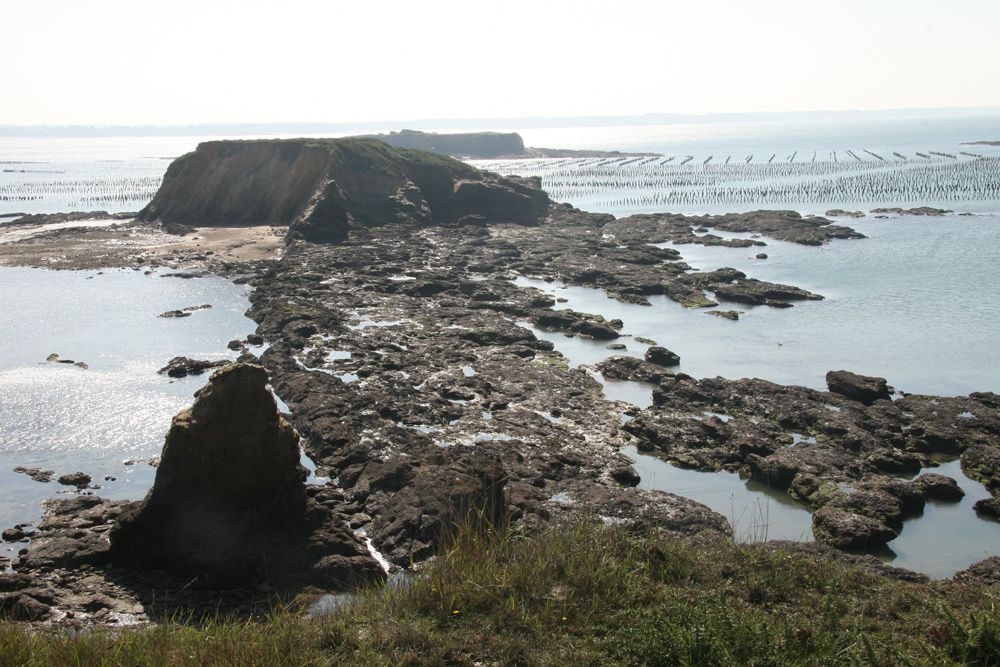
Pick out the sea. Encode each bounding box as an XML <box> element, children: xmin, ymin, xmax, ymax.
<box><xmin>1</xmin><ymin>110</ymin><xmax>999</xmax><ymax>577</ymax></box>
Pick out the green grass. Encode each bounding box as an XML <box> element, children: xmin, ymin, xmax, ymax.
<box><xmin>532</xmin><ymin>353</ymin><xmax>570</xmax><ymax>372</ymax></box>
<box><xmin>2</xmin><ymin>521</ymin><xmax>999</xmax><ymax>665</ymax></box>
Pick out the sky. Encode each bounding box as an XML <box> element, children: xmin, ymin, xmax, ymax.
<box><xmin>5</xmin><ymin>0</ymin><xmax>1000</xmax><ymax>126</ymax></box>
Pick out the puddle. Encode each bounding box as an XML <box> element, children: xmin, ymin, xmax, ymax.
<box><xmin>399</xmin><ymin>423</ymin><xmax>440</xmax><ymax>434</ymax></box>
<box><xmin>347</xmin><ymin>314</ymin><xmax>403</xmax><ymax>330</ymax></box>
<box><xmin>881</xmin><ymin>459</ymin><xmax>1000</xmax><ymax>578</ymax></box>
<box><xmin>473</xmin><ymin>432</ymin><xmax>515</xmax><ymax>443</ymax></box>
<box><xmin>598</xmin><ymin>376</ymin><xmax>653</xmax><ymax>408</ymax></box>
<box><xmin>299</xmin><ymin>445</ymin><xmax>329</xmax><ymax>486</ymax></box>
<box><xmin>549</xmin><ymin>492</ymin><xmax>575</xmax><ymax>506</ymax></box>
<box><xmin>788</xmin><ymin>433</ymin><xmax>817</xmax><ymax>447</ymax></box>
<box><xmin>623</xmin><ymin>445</ymin><xmax>814</xmax><ymax>543</ymax></box>
<box><xmin>308</xmin><ymin>592</ymin><xmax>355</xmax><ymax>617</ymax></box>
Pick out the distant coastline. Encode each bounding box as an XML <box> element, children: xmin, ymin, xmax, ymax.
<box><xmin>2</xmin><ymin>106</ymin><xmax>999</xmax><ymax>138</ymax></box>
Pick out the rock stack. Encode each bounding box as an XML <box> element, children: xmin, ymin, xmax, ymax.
<box><xmin>110</xmin><ymin>363</ymin><xmax>383</xmax><ymax>586</ymax></box>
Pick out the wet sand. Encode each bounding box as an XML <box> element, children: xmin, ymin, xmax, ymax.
<box><xmin>0</xmin><ymin>220</ymin><xmax>285</xmax><ymax>271</ymax></box>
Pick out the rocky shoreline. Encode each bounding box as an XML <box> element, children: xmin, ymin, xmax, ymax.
<box><xmin>2</xmin><ymin>138</ymin><xmax>999</xmax><ymax>626</ymax></box>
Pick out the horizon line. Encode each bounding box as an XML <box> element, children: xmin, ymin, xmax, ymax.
<box><xmin>2</xmin><ymin>105</ymin><xmax>1000</xmax><ymax>133</ymax></box>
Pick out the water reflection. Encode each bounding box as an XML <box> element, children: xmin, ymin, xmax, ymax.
<box><xmin>623</xmin><ymin>445</ymin><xmax>814</xmax><ymax>543</ymax></box>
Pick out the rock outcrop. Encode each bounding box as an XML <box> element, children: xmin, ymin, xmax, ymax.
<box><xmin>109</xmin><ymin>363</ymin><xmax>382</xmax><ymax>585</ymax></box>
<box><xmin>826</xmin><ymin>370</ymin><xmax>892</xmax><ymax>405</ymax></box>
<box><xmin>137</xmin><ymin>138</ymin><xmax>549</xmax><ymax>243</ymax></box>
<box><xmin>157</xmin><ymin>356</ymin><xmax>228</xmax><ymax>378</ymax></box>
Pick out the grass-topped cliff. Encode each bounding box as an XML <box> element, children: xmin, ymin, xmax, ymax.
<box><xmin>138</xmin><ymin>138</ymin><xmax>548</xmax><ymax>242</ymax></box>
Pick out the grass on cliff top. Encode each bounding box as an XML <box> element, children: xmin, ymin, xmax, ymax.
<box><xmin>2</xmin><ymin>521</ymin><xmax>1000</xmax><ymax>666</ymax></box>
<box><xmin>193</xmin><ymin>136</ymin><xmax>482</xmax><ymax>180</ymax></box>
<box><xmin>323</xmin><ymin>137</ymin><xmax>482</xmax><ymax>179</ymax></box>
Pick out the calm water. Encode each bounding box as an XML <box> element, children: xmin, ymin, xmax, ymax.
<box><xmin>0</xmin><ymin>267</ymin><xmax>255</xmax><ymax>563</ymax></box>
<box><xmin>515</xmin><ymin>113</ymin><xmax>1000</xmax><ymax>158</ymax></box>
<box><xmin>516</xmin><ymin>213</ymin><xmax>1000</xmax><ymax>397</ymax></box>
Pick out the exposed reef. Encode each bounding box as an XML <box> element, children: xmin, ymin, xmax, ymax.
<box><xmin>247</xmin><ymin>232</ymin><xmax>730</xmax><ymax>566</ymax></box>
<box><xmin>4</xmin><ymin>138</ymin><xmax>1000</xmax><ymax>627</ymax></box>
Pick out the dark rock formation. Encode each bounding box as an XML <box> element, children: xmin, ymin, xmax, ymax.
<box><xmin>596</xmin><ymin>356</ymin><xmax>673</xmax><ymax>384</ymax></box>
<box><xmin>974</xmin><ymin>497</ymin><xmax>1000</xmax><ymax>520</ymax></box>
<box><xmin>137</xmin><ymin>138</ymin><xmax>549</xmax><ymax>244</ymax></box>
<box><xmin>57</xmin><ymin>472</ymin><xmax>91</xmax><ymax>487</ymax></box>
<box><xmin>826</xmin><ymin>370</ymin><xmax>892</xmax><ymax>405</ymax></box>
<box><xmin>359</xmin><ymin>129</ymin><xmax>525</xmax><ymax>158</ymax></box>
<box><xmin>645</xmin><ymin>346</ymin><xmax>680</xmax><ymax>367</ymax></box>
<box><xmin>109</xmin><ymin>363</ymin><xmax>382</xmax><ymax>585</ymax></box>
<box><xmin>157</xmin><ymin>356</ymin><xmax>229</xmax><ymax>378</ymax></box>
<box><xmin>534</xmin><ymin>309</ymin><xmax>620</xmax><ymax>340</ymax></box>
<box><xmin>2</xmin><ymin>527</ymin><xmax>31</xmax><ymax>542</ymax></box>
<box><xmin>825</xmin><ymin>209</ymin><xmax>865</xmax><ymax>218</ymax></box>
<box><xmin>812</xmin><ymin>505</ymin><xmax>898</xmax><ymax>550</ymax></box>
<box><xmin>13</xmin><ymin>466</ymin><xmax>53</xmax><ymax>483</ymax></box>
<box><xmin>912</xmin><ymin>473</ymin><xmax>964</xmax><ymax>501</ymax></box>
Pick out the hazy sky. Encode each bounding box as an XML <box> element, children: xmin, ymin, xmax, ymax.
<box><xmin>6</xmin><ymin>0</ymin><xmax>1000</xmax><ymax>125</ymax></box>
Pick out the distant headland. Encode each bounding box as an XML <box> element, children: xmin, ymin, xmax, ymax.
<box><xmin>357</xmin><ymin>129</ymin><xmax>659</xmax><ymax>159</ymax></box>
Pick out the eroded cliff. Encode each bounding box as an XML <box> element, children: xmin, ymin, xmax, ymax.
<box><xmin>138</xmin><ymin>138</ymin><xmax>549</xmax><ymax>242</ymax></box>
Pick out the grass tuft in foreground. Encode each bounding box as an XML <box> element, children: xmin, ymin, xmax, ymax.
<box><xmin>2</xmin><ymin>520</ymin><xmax>999</xmax><ymax>665</ymax></box>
